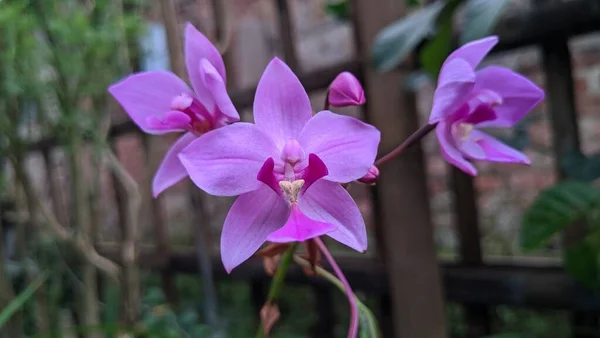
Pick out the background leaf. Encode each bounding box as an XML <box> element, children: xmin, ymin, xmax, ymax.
<box><xmin>520</xmin><ymin>181</ymin><xmax>600</xmax><ymax>251</ymax></box>
<box><xmin>358</xmin><ymin>301</ymin><xmax>379</xmax><ymax>338</ymax></box>
<box><xmin>460</xmin><ymin>0</ymin><xmax>509</xmax><ymax>44</ymax></box>
<box><xmin>371</xmin><ymin>1</ymin><xmax>445</xmax><ymax>72</ymax></box>
<box><xmin>563</xmin><ymin>238</ymin><xmax>600</xmax><ymax>290</ymax></box>
<box><xmin>0</xmin><ymin>272</ymin><xmax>48</xmax><ymax>329</ymax></box>
<box><xmin>418</xmin><ymin>0</ymin><xmax>461</xmax><ymax>79</ymax></box>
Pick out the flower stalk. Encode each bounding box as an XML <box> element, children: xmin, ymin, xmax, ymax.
<box><xmin>315</xmin><ymin>238</ymin><xmax>358</xmax><ymax>338</ymax></box>
<box><xmin>375</xmin><ymin>123</ymin><xmax>437</xmax><ymax>167</ymax></box>
<box><xmin>256</xmin><ymin>242</ymin><xmax>299</xmax><ymax>337</ymax></box>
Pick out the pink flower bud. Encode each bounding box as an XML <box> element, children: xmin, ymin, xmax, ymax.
<box><xmin>327</xmin><ymin>72</ymin><xmax>366</xmax><ymax>107</ymax></box>
<box><xmin>358</xmin><ymin>165</ymin><xmax>379</xmax><ymax>185</ymax></box>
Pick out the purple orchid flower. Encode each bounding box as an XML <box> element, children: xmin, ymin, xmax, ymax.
<box><xmin>179</xmin><ymin>58</ymin><xmax>380</xmax><ymax>272</ymax></box>
<box><xmin>429</xmin><ymin>36</ymin><xmax>544</xmax><ymax>176</ymax></box>
<box><xmin>108</xmin><ymin>23</ymin><xmax>240</xmax><ymax>197</ymax></box>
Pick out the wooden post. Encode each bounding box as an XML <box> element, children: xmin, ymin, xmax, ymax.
<box><xmin>350</xmin><ymin>1</ymin><xmax>447</xmax><ymax>337</ymax></box>
<box><xmin>141</xmin><ymin>135</ymin><xmax>178</xmax><ymax>304</ymax></box>
<box><xmin>210</xmin><ymin>0</ymin><xmax>237</xmax><ymax>88</ymax></box>
<box><xmin>160</xmin><ymin>0</ymin><xmax>220</xmax><ymax>326</ymax></box>
<box><xmin>160</xmin><ymin>0</ymin><xmax>186</xmax><ymax>79</ymax></box>
<box><xmin>275</xmin><ymin>0</ymin><xmax>299</xmax><ymax>71</ymax></box>
<box><xmin>450</xmin><ymin>169</ymin><xmax>491</xmax><ymax>337</ymax></box>
<box><xmin>540</xmin><ymin>38</ymin><xmax>596</xmax><ymax>338</ymax></box>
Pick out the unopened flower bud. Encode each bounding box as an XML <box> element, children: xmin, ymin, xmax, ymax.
<box><xmin>327</xmin><ymin>72</ymin><xmax>366</xmax><ymax>107</ymax></box>
<box><xmin>358</xmin><ymin>165</ymin><xmax>379</xmax><ymax>185</ymax></box>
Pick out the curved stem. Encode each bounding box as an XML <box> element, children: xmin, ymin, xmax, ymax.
<box><xmin>314</xmin><ymin>238</ymin><xmax>358</xmax><ymax>338</ymax></box>
<box><xmin>293</xmin><ymin>255</ymin><xmax>380</xmax><ymax>336</ymax></box>
<box><xmin>374</xmin><ymin>123</ymin><xmax>437</xmax><ymax>167</ymax></box>
<box><xmin>255</xmin><ymin>242</ymin><xmax>298</xmax><ymax>337</ymax></box>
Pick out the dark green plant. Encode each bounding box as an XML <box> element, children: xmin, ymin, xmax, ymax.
<box><xmin>369</xmin><ymin>0</ymin><xmax>509</xmax><ymax>78</ymax></box>
<box><xmin>520</xmin><ymin>146</ymin><xmax>600</xmax><ymax>290</ymax></box>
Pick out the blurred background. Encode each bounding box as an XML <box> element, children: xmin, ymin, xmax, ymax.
<box><xmin>1</xmin><ymin>0</ymin><xmax>600</xmax><ymax>337</ymax></box>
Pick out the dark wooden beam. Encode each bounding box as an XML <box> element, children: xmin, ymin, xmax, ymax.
<box><xmin>494</xmin><ymin>0</ymin><xmax>600</xmax><ymax>51</ymax></box>
<box><xmin>97</xmin><ymin>246</ymin><xmax>600</xmax><ymax>311</ymax></box>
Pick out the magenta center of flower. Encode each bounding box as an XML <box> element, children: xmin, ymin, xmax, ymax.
<box><xmin>280</xmin><ymin>139</ymin><xmax>306</xmax><ymax>181</ymax></box>
<box><xmin>145</xmin><ymin>93</ymin><xmax>216</xmax><ymax>134</ymax></box>
<box><xmin>170</xmin><ymin>93</ymin><xmax>215</xmax><ymax>134</ymax></box>
<box><xmin>469</xmin><ymin>89</ymin><xmax>503</xmax><ymax>110</ymax></box>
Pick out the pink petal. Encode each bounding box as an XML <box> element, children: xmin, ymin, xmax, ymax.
<box><xmin>436</xmin><ymin>121</ymin><xmax>477</xmax><ymax>176</ymax></box>
<box><xmin>299</xmin><ymin>180</ymin><xmax>367</xmax><ymax>252</ymax></box>
<box><xmin>328</xmin><ymin>72</ymin><xmax>366</xmax><ymax>107</ymax></box>
<box><xmin>108</xmin><ymin>71</ymin><xmax>192</xmax><ymax>134</ymax></box>
<box><xmin>152</xmin><ymin>132</ymin><xmax>197</xmax><ymax>197</ymax></box>
<box><xmin>146</xmin><ymin>111</ymin><xmax>192</xmax><ymax>130</ymax></box>
<box><xmin>178</xmin><ymin>123</ymin><xmax>279</xmax><ymax>196</ymax></box>
<box><xmin>221</xmin><ymin>186</ymin><xmax>289</xmax><ymax>273</ymax></box>
<box><xmin>457</xmin><ymin>140</ymin><xmax>486</xmax><ymax>160</ymax></box>
<box><xmin>199</xmin><ymin>59</ymin><xmax>240</xmax><ymax>123</ymax></box>
<box><xmin>473</xmin><ymin>130</ymin><xmax>531</xmax><ymax>164</ymax></box>
<box><xmin>253</xmin><ymin>58</ymin><xmax>312</xmax><ymax>148</ymax></box>
<box><xmin>185</xmin><ymin>23</ymin><xmax>226</xmax><ymax>96</ymax></box>
<box><xmin>298</xmin><ymin>111</ymin><xmax>380</xmax><ymax>183</ymax></box>
<box><xmin>428</xmin><ymin>59</ymin><xmax>476</xmax><ymax>124</ymax></box>
<box><xmin>474</xmin><ymin>66</ymin><xmax>545</xmax><ymax>128</ymax></box>
<box><xmin>445</xmin><ymin>36</ymin><xmax>498</xmax><ymax>69</ymax></box>
<box><xmin>266</xmin><ymin>204</ymin><xmax>337</xmax><ymax>243</ymax></box>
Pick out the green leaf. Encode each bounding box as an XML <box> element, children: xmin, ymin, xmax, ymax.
<box><xmin>521</xmin><ymin>181</ymin><xmax>600</xmax><ymax>251</ymax></box>
<box><xmin>564</xmin><ymin>238</ymin><xmax>600</xmax><ymax>290</ymax></box>
<box><xmin>0</xmin><ymin>272</ymin><xmax>48</xmax><ymax>329</ymax></box>
<box><xmin>561</xmin><ymin>150</ymin><xmax>600</xmax><ymax>182</ymax></box>
<box><xmin>459</xmin><ymin>0</ymin><xmax>509</xmax><ymax>44</ymax></box>
<box><xmin>372</xmin><ymin>1</ymin><xmax>445</xmax><ymax>72</ymax></box>
<box><xmin>325</xmin><ymin>1</ymin><xmax>349</xmax><ymax>21</ymax></box>
<box><xmin>419</xmin><ymin>1</ymin><xmax>461</xmax><ymax>79</ymax></box>
<box><xmin>358</xmin><ymin>301</ymin><xmax>379</xmax><ymax>338</ymax></box>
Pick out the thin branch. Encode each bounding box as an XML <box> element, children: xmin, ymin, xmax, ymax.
<box><xmin>314</xmin><ymin>238</ymin><xmax>358</xmax><ymax>338</ymax></box>
<box><xmin>105</xmin><ymin>149</ymin><xmax>141</xmax><ymax>325</ymax></box>
<box><xmin>11</xmin><ymin>156</ymin><xmax>120</xmax><ymax>281</ymax></box>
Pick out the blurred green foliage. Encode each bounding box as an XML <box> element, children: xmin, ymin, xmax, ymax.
<box><xmin>371</xmin><ymin>0</ymin><xmax>509</xmax><ymax>79</ymax></box>
<box><xmin>0</xmin><ymin>0</ymin><xmax>144</xmax><ymax>158</ymax></box>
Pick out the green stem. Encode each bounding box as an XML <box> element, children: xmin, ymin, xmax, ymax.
<box><xmin>293</xmin><ymin>255</ymin><xmax>380</xmax><ymax>337</ymax></box>
<box><xmin>255</xmin><ymin>242</ymin><xmax>299</xmax><ymax>337</ymax></box>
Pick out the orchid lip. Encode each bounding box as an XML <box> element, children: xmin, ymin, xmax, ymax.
<box><xmin>257</xmin><ymin>154</ymin><xmax>329</xmax><ymax>204</ymax></box>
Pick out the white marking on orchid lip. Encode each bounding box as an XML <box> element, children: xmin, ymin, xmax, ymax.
<box><xmin>279</xmin><ymin>179</ymin><xmax>305</xmax><ymax>203</ymax></box>
<box><xmin>453</xmin><ymin>122</ymin><xmax>474</xmax><ymax>141</ymax></box>
<box><xmin>171</xmin><ymin>93</ymin><xmax>193</xmax><ymax>111</ymax></box>
<box><xmin>479</xmin><ymin>89</ymin><xmax>503</xmax><ymax>108</ymax></box>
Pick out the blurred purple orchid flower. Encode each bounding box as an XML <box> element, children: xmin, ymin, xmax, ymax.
<box><xmin>429</xmin><ymin>36</ymin><xmax>544</xmax><ymax>176</ymax></box>
<box><xmin>179</xmin><ymin>58</ymin><xmax>380</xmax><ymax>272</ymax></box>
<box><xmin>327</xmin><ymin>71</ymin><xmax>366</xmax><ymax>107</ymax></box>
<box><xmin>108</xmin><ymin>23</ymin><xmax>239</xmax><ymax>197</ymax></box>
